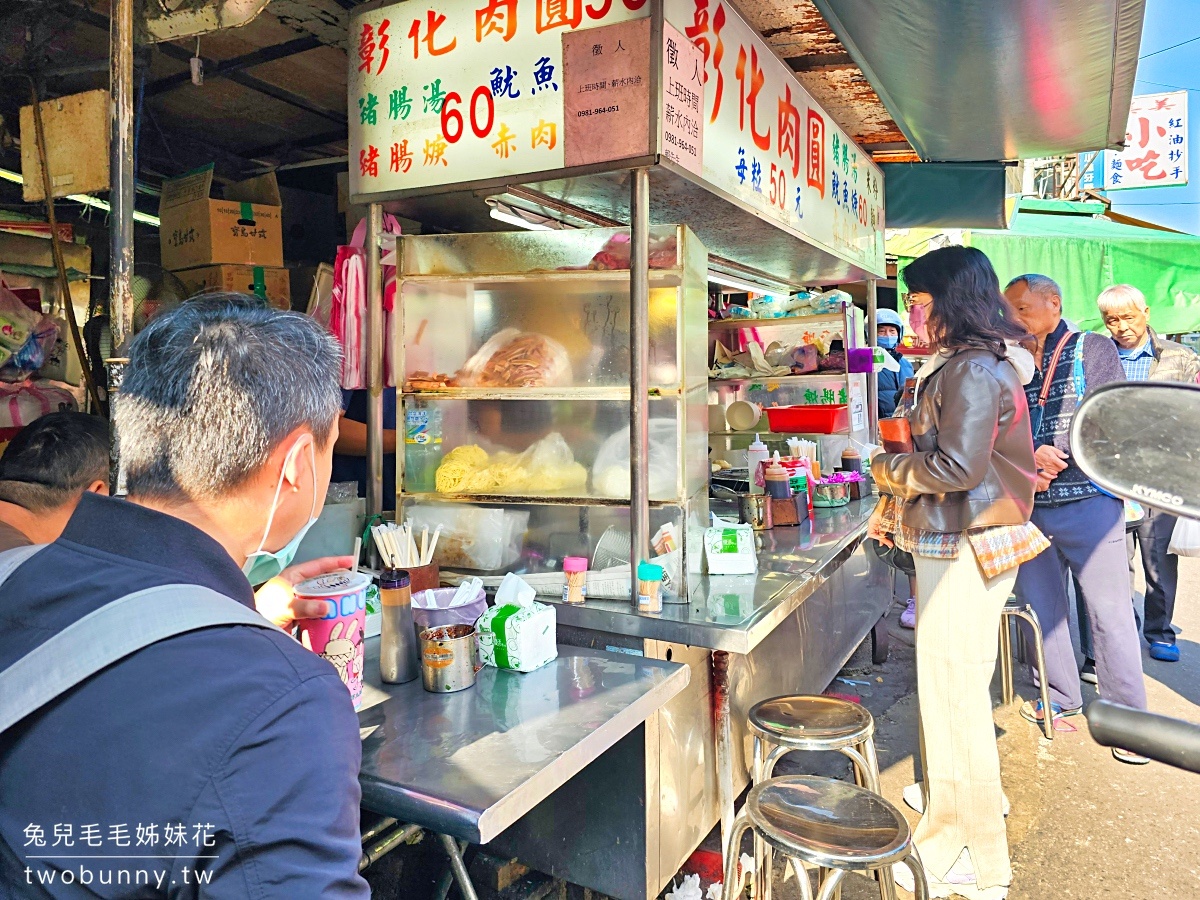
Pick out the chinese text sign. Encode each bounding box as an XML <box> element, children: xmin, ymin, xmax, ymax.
<box><xmin>1106</xmin><ymin>91</ymin><xmax>1188</xmax><ymax>190</ymax></box>
<box><xmin>663</xmin><ymin>0</ymin><xmax>885</xmax><ymax>274</ymax></box>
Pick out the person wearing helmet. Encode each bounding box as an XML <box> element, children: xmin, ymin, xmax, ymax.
<box><xmin>877</xmin><ymin>308</ymin><xmax>915</xmax><ymax>418</ymax></box>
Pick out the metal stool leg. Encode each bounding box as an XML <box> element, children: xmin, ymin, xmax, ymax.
<box><xmin>839</xmin><ymin>742</ymin><xmax>880</xmax><ymax>795</ymax></box>
<box><xmin>721</xmin><ymin>815</ymin><xmax>754</xmax><ymax>900</ymax></box>
<box><xmin>788</xmin><ymin>856</ymin><xmax>815</xmax><ymax>900</ymax></box>
<box><xmin>437</xmin><ymin>833</ymin><xmax>478</xmax><ymax>900</ymax></box>
<box><xmin>998</xmin><ymin>612</ymin><xmax>1014</xmax><ymax>705</ymax></box>
<box><xmin>899</xmin><ymin>851</ymin><xmax>930</xmax><ymax>900</ymax></box>
<box><xmin>1014</xmin><ymin>606</ymin><xmax>1054</xmax><ymax>741</ymax></box>
<box><xmin>752</xmin><ymin>736</ymin><xmax>772</xmax><ymax>900</ymax></box>
<box><xmin>815</xmin><ymin>867</ymin><xmax>847</xmax><ymax>900</ymax></box>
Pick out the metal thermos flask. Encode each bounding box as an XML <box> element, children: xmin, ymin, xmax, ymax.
<box><xmin>379</xmin><ymin>569</ymin><xmax>419</xmax><ymax>684</ymax></box>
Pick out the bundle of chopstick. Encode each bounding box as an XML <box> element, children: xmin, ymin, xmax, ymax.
<box><xmin>370</xmin><ymin>521</ymin><xmax>441</xmax><ymax>568</ymax></box>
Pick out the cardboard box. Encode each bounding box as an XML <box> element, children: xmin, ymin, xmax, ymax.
<box><xmin>175</xmin><ymin>264</ymin><xmax>291</xmax><ymax>310</ymax></box>
<box><xmin>159</xmin><ymin>165</ymin><xmax>284</xmax><ymax>271</ymax></box>
<box><xmin>20</xmin><ymin>89</ymin><xmax>110</xmax><ymax>202</ymax></box>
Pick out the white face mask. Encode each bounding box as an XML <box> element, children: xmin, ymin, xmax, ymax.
<box><xmin>243</xmin><ymin>440</ymin><xmax>320</xmax><ymax>585</ymax></box>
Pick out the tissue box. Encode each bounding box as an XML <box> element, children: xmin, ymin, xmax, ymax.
<box><xmin>705</xmin><ymin>523</ymin><xmax>758</xmax><ymax>575</ymax></box>
<box><xmin>476</xmin><ymin>574</ymin><xmax>557</xmax><ymax>672</ymax></box>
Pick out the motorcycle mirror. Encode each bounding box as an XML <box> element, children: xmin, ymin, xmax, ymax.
<box><xmin>1071</xmin><ymin>382</ymin><xmax>1200</xmax><ymax>519</ymax></box>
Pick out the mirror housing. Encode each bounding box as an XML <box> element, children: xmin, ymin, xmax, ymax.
<box><xmin>1071</xmin><ymin>382</ymin><xmax>1200</xmax><ymax>520</ymax></box>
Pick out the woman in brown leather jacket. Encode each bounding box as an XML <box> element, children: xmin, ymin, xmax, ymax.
<box><xmin>869</xmin><ymin>246</ymin><xmax>1042</xmax><ymax>900</ymax></box>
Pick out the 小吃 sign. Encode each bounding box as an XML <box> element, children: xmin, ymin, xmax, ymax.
<box><xmin>1106</xmin><ymin>91</ymin><xmax>1188</xmax><ymax>190</ymax></box>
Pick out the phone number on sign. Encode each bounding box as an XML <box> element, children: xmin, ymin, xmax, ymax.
<box><xmin>577</xmin><ymin>105</ymin><xmax>620</xmax><ymax>117</ymax></box>
<box><xmin>665</xmin><ymin>132</ymin><xmax>696</xmax><ymax>156</ymax></box>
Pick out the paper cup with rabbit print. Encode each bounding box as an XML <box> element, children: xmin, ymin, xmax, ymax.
<box><xmin>294</xmin><ymin>572</ymin><xmax>371</xmax><ymax>709</ymax></box>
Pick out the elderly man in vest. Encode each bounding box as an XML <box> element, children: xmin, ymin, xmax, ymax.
<box><xmin>1092</xmin><ymin>284</ymin><xmax>1200</xmax><ymax>666</ymax></box>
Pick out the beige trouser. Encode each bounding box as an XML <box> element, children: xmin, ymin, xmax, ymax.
<box><xmin>912</xmin><ymin>545</ymin><xmax>1014</xmax><ymax>893</ymax></box>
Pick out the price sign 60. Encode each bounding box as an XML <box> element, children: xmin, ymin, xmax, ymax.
<box><xmin>440</xmin><ymin>85</ymin><xmax>495</xmax><ymax>142</ymax></box>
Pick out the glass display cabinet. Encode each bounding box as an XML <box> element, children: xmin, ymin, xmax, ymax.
<box><xmin>394</xmin><ymin>225</ymin><xmax>709</xmax><ymax>598</ymax></box>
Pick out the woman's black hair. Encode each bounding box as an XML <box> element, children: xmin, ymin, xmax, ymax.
<box><xmin>902</xmin><ymin>246</ymin><xmax>1029</xmax><ymax>356</ymax></box>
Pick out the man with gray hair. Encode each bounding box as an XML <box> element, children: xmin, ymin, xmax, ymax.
<box><xmin>0</xmin><ymin>296</ymin><xmax>369</xmax><ymax>894</ymax></box>
<box><xmin>1004</xmin><ymin>274</ymin><xmax>1149</xmax><ymax>763</ymax></box>
<box><xmin>1095</xmin><ymin>283</ymin><xmax>1200</xmax><ymax>664</ymax></box>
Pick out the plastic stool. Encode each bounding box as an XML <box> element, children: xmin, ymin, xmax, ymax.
<box><xmin>998</xmin><ymin>602</ymin><xmax>1054</xmax><ymax>740</ymax></box>
<box><xmin>723</xmin><ymin>775</ymin><xmax>929</xmax><ymax>900</ymax></box>
<box><xmin>748</xmin><ymin>696</ymin><xmax>886</xmax><ymax>900</ymax></box>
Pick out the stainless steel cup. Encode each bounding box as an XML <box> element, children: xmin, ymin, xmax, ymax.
<box><xmin>419</xmin><ymin>624</ymin><xmax>478</xmax><ymax>692</ymax></box>
<box><xmin>738</xmin><ymin>493</ymin><xmax>773</xmax><ymax>530</ymax></box>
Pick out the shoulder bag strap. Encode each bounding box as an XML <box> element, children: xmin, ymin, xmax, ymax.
<box><xmin>0</xmin><ymin>583</ymin><xmax>279</xmax><ymax>735</ymax></box>
<box><xmin>1037</xmin><ymin>331</ymin><xmax>1074</xmax><ymax>408</ymax></box>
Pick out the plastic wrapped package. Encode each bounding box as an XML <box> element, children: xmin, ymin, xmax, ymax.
<box><xmin>583</xmin><ymin>231</ymin><xmax>678</xmax><ymax>270</ymax></box>
<box><xmin>435</xmin><ymin>432</ymin><xmax>587</xmax><ymax>495</ymax></box>
<box><xmin>454</xmin><ymin>328</ymin><xmax>572</xmax><ymax>388</ymax></box>
<box><xmin>591</xmin><ymin>418</ymin><xmax>679</xmax><ymax>500</ymax></box>
<box><xmin>405</xmin><ymin>505</ymin><xmax>530</xmax><ymax>571</ymax></box>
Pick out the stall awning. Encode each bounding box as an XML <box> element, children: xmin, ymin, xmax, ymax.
<box><xmin>881</xmin><ymin>163</ymin><xmax>1008</xmax><ymax>229</ymax></box>
<box><xmin>888</xmin><ymin>201</ymin><xmax>1200</xmax><ymax>334</ymax></box>
<box><xmin>811</xmin><ymin>0</ymin><xmax>1146</xmax><ymax>161</ymax></box>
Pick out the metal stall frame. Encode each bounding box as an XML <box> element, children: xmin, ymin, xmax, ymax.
<box><xmin>350</xmin><ymin>1</ymin><xmax>888</xmax><ymax>891</ymax></box>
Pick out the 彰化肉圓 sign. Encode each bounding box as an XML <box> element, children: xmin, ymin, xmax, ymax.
<box><xmin>662</xmin><ymin>0</ymin><xmax>884</xmax><ymax>274</ymax></box>
<box><xmin>348</xmin><ymin>0</ymin><xmax>885</xmax><ymax>275</ymax></box>
<box><xmin>348</xmin><ymin>0</ymin><xmax>649</xmax><ymax>195</ymax></box>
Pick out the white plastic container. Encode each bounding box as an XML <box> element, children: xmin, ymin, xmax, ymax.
<box><xmin>745</xmin><ymin>434</ymin><xmax>770</xmax><ymax>496</ymax></box>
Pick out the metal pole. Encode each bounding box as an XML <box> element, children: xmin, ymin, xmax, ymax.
<box><xmin>108</xmin><ymin>0</ymin><xmax>135</xmax><ymax>356</ymax></box>
<box><xmin>366</xmin><ymin>204</ymin><xmax>384</xmax><ymax>517</ymax></box>
<box><xmin>106</xmin><ymin>0</ymin><xmax>134</xmax><ymax>493</ymax></box>
<box><xmin>629</xmin><ymin>168</ymin><xmax>651</xmax><ymax>604</ymax></box>
<box><xmin>866</xmin><ymin>278</ymin><xmax>879</xmax><ymax>442</ymax></box>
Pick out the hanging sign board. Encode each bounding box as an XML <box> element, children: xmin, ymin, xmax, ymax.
<box><xmin>348</xmin><ymin>0</ymin><xmax>885</xmax><ymax>275</ymax></box>
<box><xmin>348</xmin><ymin>0</ymin><xmax>649</xmax><ymax>195</ymax></box>
<box><xmin>661</xmin><ymin>0</ymin><xmax>884</xmax><ymax>274</ymax></box>
<box><xmin>1105</xmin><ymin>91</ymin><xmax>1188</xmax><ymax>190</ymax></box>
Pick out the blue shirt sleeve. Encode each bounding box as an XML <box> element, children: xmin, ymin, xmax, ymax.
<box><xmin>202</xmin><ymin>672</ymin><xmax>369</xmax><ymax>899</ymax></box>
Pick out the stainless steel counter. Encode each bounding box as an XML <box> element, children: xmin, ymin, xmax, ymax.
<box><xmin>545</xmin><ymin>500</ymin><xmax>877</xmax><ymax>653</ymax></box>
<box><xmin>356</xmin><ymin>641</ymin><xmax>690</xmax><ymax>844</ymax></box>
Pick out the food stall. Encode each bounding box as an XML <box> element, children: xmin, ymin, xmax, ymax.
<box><xmin>347</xmin><ymin>0</ymin><xmax>890</xmax><ymax>896</ymax></box>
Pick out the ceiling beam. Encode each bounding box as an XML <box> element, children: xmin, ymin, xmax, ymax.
<box><xmin>786</xmin><ymin>52</ymin><xmax>857</xmax><ymax>73</ymax></box>
<box><xmin>153</xmin><ymin>41</ymin><xmax>345</xmax><ymax>124</ymax></box>
<box><xmin>145</xmin><ymin>36</ymin><xmax>322</xmax><ymax>97</ymax></box>
<box><xmin>240</xmin><ymin>127</ymin><xmax>349</xmax><ymax>162</ymax></box>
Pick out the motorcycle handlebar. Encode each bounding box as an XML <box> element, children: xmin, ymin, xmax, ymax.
<box><xmin>1086</xmin><ymin>700</ymin><xmax>1200</xmax><ymax>774</ymax></box>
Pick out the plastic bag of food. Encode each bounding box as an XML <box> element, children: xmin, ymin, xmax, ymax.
<box><xmin>435</xmin><ymin>433</ymin><xmax>587</xmax><ymax>495</ymax></box>
<box><xmin>585</xmin><ymin>231</ymin><xmax>678</xmax><ymax>270</ymax></box>
<box><xmin>0</xmin><ymin>318</ymin><xmax>59</xmax><ymax>383</ymax></box>
<box><xmin>454</xmin><ymin>328</ymin><xmax>572</xmax><ymax>388</ymax></box>
<box><xmin>405</xmin><ymin>505</ymin><xmax>530</xmax><ymax>571</ymax></box>
<box><xmin>591</xmin><ymin>418</ymin><xmax>679</xmax><ymax>501</ymax></box>
<box><xmin>0</xmin><ymin>281</ymin><xmax>45</xmax><ymax>355</ymax></box>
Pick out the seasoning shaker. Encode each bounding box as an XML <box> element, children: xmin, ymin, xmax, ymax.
<box><xmin>563</xmin><ymin>556</ymin><xmax>588</xmax><ymax>604</ymax></box>
<box><xmin>637</xmin><ymin>561</ymin><xmax>664</xmax><ymax>613</ymax></box>
<box><xmin>379</xmin><ymin>569</ymin><xmax>419</xmax><ymax>684</ymax></box>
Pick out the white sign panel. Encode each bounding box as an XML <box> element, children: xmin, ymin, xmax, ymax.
<box><xmin>1106</xmin><ymin>91</ymin><xmax>1188</xmax><ymax>190</ymax></box>
<box><xmin>663</xmin><ymin>0</ymin><xmax>885</xmax><ymax>274</ymax></box>
<box><xmin>348</xmin><ymin>0</ymin><xmax>648</xmax><ymax>196</ymax></box>
<box><xmin>661</xmin><ymin>22</ymin><xmax>703</xmax><ymax>176</ymax></box>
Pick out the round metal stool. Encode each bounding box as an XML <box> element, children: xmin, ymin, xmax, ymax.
<box><xmin>748</xmin><ymin>695</ymin><xmax>881</xmax><ymax>792</ymax></box>
<box><xmin>748</xmin><ymin>696</ymin><xmax>886</xmax><ymax>900</ymax></box>
<box><xmin>722</xmin><ymin>776</ymin><xmax>929</xmax><ymax>900</ymax></box>
<box><xmin>998</xmin><ymin>601</ymin><xmax>1053</xmax><ymax>740</ymax></box>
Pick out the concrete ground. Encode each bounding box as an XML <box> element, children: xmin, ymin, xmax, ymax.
<box><xmin>756</xmin><ymin>557</ymin><xmax>1200</xmax><ymax>900</ymax></box>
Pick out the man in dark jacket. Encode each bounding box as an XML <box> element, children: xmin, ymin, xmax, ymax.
<box><xmin>1005</xmin><ymin>275</ymin><xmax>1148</xmax><ymax>762</ymax></box>
<box><xmin>1097</xmin><ymin>284</ymin><xmax>1200</xmax><ymax>664</ymax></box>
<box><xmin>0</xmin><ymin>297</ymin><xmax>369</xmax><ymax>895</ymax></box>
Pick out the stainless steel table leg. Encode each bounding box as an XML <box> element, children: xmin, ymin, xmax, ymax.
<box><xmin>438</xmin><ymin>833</ymin><xmax>478</xmax><ymax>900</ymax></box>
<box><xmin>714</xmin><ymin>651</ymin><xmax>735</xmax><ymax>863</ymax></box>
<box><xmin>434</xmin><ymin>840</ymin><xmax>469</xmax><ymax>900</ymax></box>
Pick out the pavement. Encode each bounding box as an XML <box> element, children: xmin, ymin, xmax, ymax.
<box><xmin>759</xmin><ymin>557</ymin><xmax>1200</xmax><ymax>900</ymax></box>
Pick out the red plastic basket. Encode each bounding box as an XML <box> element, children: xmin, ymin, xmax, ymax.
<box><xmin>764</xmin><ymin>404</ymin><xmax>849</xmax><ymax>434</ymax></box>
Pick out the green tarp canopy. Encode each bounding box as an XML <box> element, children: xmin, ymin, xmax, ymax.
<box><xmin>889</xmin><ymin>199</ymin><xmax>1200</xmax><ymax>334</ymax></box>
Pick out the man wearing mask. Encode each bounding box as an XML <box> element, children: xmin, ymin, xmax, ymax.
<box><xmin>0</xmin><ymin>296</ymin><xmax>369</xmax><ymax>894</ymax></box>
<box><xmin>1004</xmin><ymin>275</ymin><xmax>1148</xmax><ymax>763</ymax></box>
<box><xmin>0</xmin><ymin>412</ymin><xmax>110</xmax><ymax>551</ymax></box>
<box><xmin>1096</xmin><ymin>284</ymin><xmax>1200</xmax><ymax>664</ymax></box>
